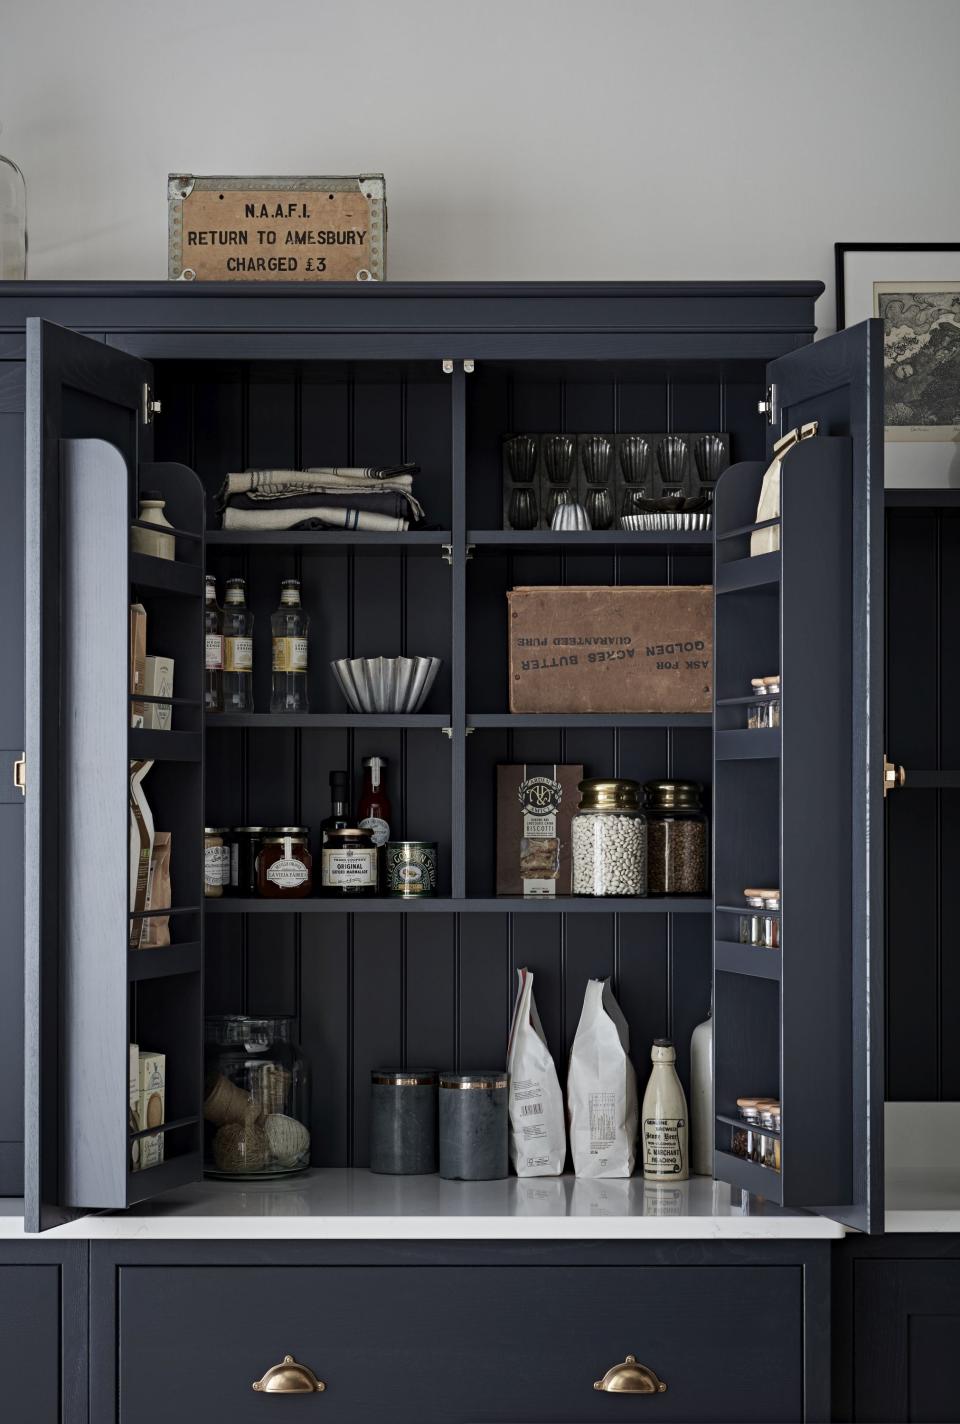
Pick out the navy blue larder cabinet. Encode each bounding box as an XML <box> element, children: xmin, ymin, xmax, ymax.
<box><xmin>0</xmin><ymin>281</ymin><xmax>885</xmax><ymax>1242</ymax></box>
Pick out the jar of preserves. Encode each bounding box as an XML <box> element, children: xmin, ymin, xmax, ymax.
<box><xmin>321</xmin><ymin>825</ymin><xmax>378</xmax><ymax>896</ymax></box>
<box><xmin>643</xmin><ymin>780</ymin><xmax>708</xmax><ymax>895</ymax></box>
<box><xmin>257</xmin><ymin>827</ymin><xmax>313</xmax><ymax>899</ymax></box>
<box><xmin>204</xmin><ymin>828</ymin><xmax>229</xmax><ymax>898</ymax></box>
<box><xmin>203</xmin><ymin>1016</ymin><xmax>310</xmax><ymax>1179</ymax></box>
<box><xmin>571</xmin><ymin>778</ymin><xmax>647</xmax><ymax>897</ymax></box>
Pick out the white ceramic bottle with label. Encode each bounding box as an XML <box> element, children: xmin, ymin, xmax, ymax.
<box><xmin>641</xmin><ymin>1038</ymin><xmax>689</xmax><ymax>1181</ymax></box>
<box><xmin>689</xmin><ymin>1004</ymin><xmax>713</xmax><ymax>1177</ymax></box>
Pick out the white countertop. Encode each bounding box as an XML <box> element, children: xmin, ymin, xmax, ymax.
<box><xmin>1</xmin><ymin>1104</ymin><xmax>956</xmax><ymax>1241</ymax></box>
<box><xmin>0</xmin><ymin>1170</ymin><xmax>843</xmax><ymax>1240</ymax></box>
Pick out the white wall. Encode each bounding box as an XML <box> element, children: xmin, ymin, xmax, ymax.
<box><xmin>3</xmin><ymin>0</ymin><xmax>959</xmax><ymax>331</ymax></box>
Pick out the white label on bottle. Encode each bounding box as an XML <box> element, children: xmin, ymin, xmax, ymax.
<box><xmin>224</xmin><ymin>635</ymin><xmax>253</xmax><ymax>672</ymax></box>
<box><xmin>205</xmin><ymin>633</ymin><xmax>223</xmax><ymax>671</ymax></box>
<box><xmin>359</xmin><ymin>816</ymin><xmax>390</xmax><ymax>847</ymax></box>
<box><xmin>204</xmin><ymin>844</ymin><xmax>229</xmax><ymax>886</ymax></box>
<box><xmin>273</xmin><ymin>636</ymin><xmax>308</xmax><ymax>673</ymax></box>
<box><xmin>587</xmin><ymin>1091</ymin><xmax>616</xmax><ymax>1154</ymax></box>
<box><xmin>267</xmin><ymin>855</ymin><xmax>309</xmax><ymax>889</ymax></box>
<box><xmin>321</xmin><ymin>846</ymin><xmax>377</xmax><ymax>887</ymax></box>
<box><xmin>643</xmin><ymin>1117</ymin><xmax>685</xmax><ymax>1176</ymax></box>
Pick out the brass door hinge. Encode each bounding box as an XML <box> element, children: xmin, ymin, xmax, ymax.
<box><xmin>883</xmin><ymin>755</ymin><xmax>906</xmax><ymax>797</ymax></box>
<box><xmin>13</xmin><ymin>754</ymin><xmax>25</xmax><ymax>796</ymax></box>
<box><xmin>141</xmin><ymin>384</ymin><xmax>162</xmax><ymax>425</ymax></box>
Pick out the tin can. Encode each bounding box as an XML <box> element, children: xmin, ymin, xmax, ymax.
<box><xmin>385</xmin><ymin>841</ymin><xmax>437</xmax><ymax>898</ymax></box>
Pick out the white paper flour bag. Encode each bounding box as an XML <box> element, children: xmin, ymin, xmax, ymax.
<box><xmin>567</xmin><ymin>977</ymin><xmax>638</xmax><ymax>1177</ymax></box>
<box><xmin>506</xmin><ymin>968</ymin><xmax>566</xmax><ymax>1176</ymax></box>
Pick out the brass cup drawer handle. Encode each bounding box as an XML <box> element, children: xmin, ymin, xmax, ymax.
<box><xmin>252</xmin><ymin>1354</ymin><xmax>326</xmax><ymax>1394</ymax></box>
<box><xmin>594</xmin><ymin>1354</ymin><xmax>667</xmax><ymax>1394</ymax></box>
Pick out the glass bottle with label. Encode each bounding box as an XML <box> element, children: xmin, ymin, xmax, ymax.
<box><xmin>357</xmin><ymin>755</ymin><xmax>392</xmax><ymax>858</ymax></box>
<box><xmin>270</xmin><ymin>579</ymin><xmax>309</xmax><ymax>713</ymax></box>
<box><xmin>222</xmin><ymin>577</ymin><xmax>254</xmax><ymax>713</ymax></box>
<box><xmin>641</xmin><ymin>1039</ymin><xmax>689</xmax><ymax>1182</ymax></box>
<box><xmin>204</xmin><ymin>575</ymin><xmax>223</xmax><ymax>713</ymax></box>
<box><xmin>320</xmin><ymin>770</ymin><xmax>351</xmax><ymax>845</ymax></box>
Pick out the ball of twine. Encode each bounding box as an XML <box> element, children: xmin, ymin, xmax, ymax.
<box><xmin>212</xmin><ymin>1118</ymin><xmax>269</xmax><ymax>1174</ymax></box>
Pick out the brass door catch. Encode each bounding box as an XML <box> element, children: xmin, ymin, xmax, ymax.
<box><xmin>594</xmin><ymin>1354</ymin><xmax>667</xmax><ymax>1394</ymax></box>
<box><xmin>883</xmin><ymin>755</ymin><xmax>906</xmax><ymax>797</ymax></box>
<box><xmin>252</xmin><ymin>1354</ymin><xmax>325</xmax><ymax>1394</ymax></box>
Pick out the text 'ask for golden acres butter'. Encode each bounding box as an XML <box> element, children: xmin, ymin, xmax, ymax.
<box><xmin>167</xmin><ymin>175</ymin><xmax>386</xmax><ymax>281</ymax></box>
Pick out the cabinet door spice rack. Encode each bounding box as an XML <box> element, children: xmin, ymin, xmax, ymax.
<box><xmin>12</xmin><ymin>283</ymin><xmax>882</xmax><ymax>1235</ymax></box>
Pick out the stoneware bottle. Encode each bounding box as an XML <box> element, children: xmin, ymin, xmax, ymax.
<box><xmin>131</xmin><ymin>491</ymin><xmax>175</xmax><ymax>560</ymax></box>
<box><xmin>689</xmin><ymin>1004</ymin><xmax>713</xmax><ymax>1176</ymax></box>
<box><xmin>641</xmin><ymin>1038</ymin><xmax>689</xmax><ymax>1181</ymax></box>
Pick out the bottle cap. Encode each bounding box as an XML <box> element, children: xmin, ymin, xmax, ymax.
<box><xmin>736</xmin><ymin>1096</ymin><xmax>764</xmax><ymax>1108</ymax></box>
<box><xmin>330</xmin><ymin>770</ymin><xmax>348</xmax><ymax>789</ymax></box>
<box><xmin>743</xmin><ymin>888</ymin><xmax>779</xmax><ymax>898</ymax></box>
<box><xmin>651</xmin><ymin>1039</ymin><xmax>676</xmax><ymax>1062</ymax></box>
<box><xmin>643</xmin><ymin>779</ymin><xmax>703</xmax><ymax>810</ymax></box>
<box><xmin>139</xmin><ymin>490</ymin><xmax>163</xmax><ymax>502</ymax></box>
<box><xmin>577</xmin><ymin>778</ymin><xmax>641</xmax><ymax>811</ymax></box>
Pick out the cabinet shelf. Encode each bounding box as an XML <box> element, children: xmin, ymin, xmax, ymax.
<box><xmin>714</xmin><ymin>1149</ymin><xmax>782</xmax><ymax>1202</ymax></box>
<box><xmin>715</xmin><ymin>940</ymin><xmax>781</xmax><ymax>980</ymax></box>
<box><xmin>467</xmin><ymin>529</ymin><xmax>712</xmax><ymax>553</ymax></box>
<box><xmin>715</xmin><ymin>517</ymin><xmax>779</xmax><ymax>542</ymax></box>
<box><xmin>716</xmin><ymin>552</ymin><xmax>780</xmax><ymax>593</ymax></box>
<box><xmin>715</xmin><ymin>729</ymin><xmax>780</xmax><ymax>760</ymax></box>
<box><xmin>206</xmin><ymin>895</ymin><xmax>714</xmax><ymax>915</ymax></box>
<box><xmin>128</xmin><ymin>1114</ymin><xmax>200</xmax><ymax>1143</ymax></box>
<box><xmin>128</xmin><ymin>943</ymin><xmax>202</xmax><ymax>981</ymax></box>
<box><xmin>208</xmin><ymin>712</ymin><xmax>449</xmax><ymax>730</ymax></box>
<box><xmin>129</xmin><ymin>552</ymin><xmax>204</xmax><ymax>597</ymax></box>
<box><xmin>129</xmin><ymin>729</ymin><xmax>202</xmax><ymax>762</ymax></box>
<box><xmin>467</xmin><ymin>712</ymin><xmax>712</xmax><ymax>729</ymax></box>
<box><xmin>206</xmin><ymin>529</ymin><xmax>451</xmax><ymax>550</ymax></box>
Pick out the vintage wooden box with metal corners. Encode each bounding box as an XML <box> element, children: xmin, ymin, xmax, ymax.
<box><xmin>167</xmin><ymin>174</ymin><xmax>386</xmax><ymax>281</ymax></box>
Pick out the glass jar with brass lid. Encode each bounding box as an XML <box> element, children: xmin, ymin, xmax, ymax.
<box><xmin>571</xmin><ymin>778</ymin><xmax>647</xmax><ymax>897</ymax></box>
<box><xmin>643</xmin><ymin>780</ymin><xmax>708</xmax><ymax>895</ymax></box>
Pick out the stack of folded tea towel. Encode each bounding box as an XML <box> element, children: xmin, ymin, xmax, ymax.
<box><xmin>219</xmin><ymin>464</ymin><xmax>424</xmax><ymax>532</ymax></box>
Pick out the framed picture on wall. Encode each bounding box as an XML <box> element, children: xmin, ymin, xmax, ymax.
<box><xmin>835</xmin><ymin>243</ymin><xmax>960</xmax><ymax>487</ymax></box>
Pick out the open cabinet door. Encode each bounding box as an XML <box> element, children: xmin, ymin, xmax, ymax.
<box><xmin>25</xmin><ymin>320</ymin><xmax>205</xmax><ymax>1231</ymax></box>
<box><xmin>712</xmin><ymin>319</ymin><xmax>885</xmax><ymax>1233</ymax></box>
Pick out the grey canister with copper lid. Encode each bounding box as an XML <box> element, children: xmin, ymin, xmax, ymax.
<box><xmin>369</xmin><ymin>1068</ymin><xmax>438</xmax><ymax>1175</ymax></box>
<box><xmin>438</xmin><ymin>1071</ymin><xmax>509</xmax><ymax>1181</ymax></box>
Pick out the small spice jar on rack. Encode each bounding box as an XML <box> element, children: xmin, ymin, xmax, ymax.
<box><xmin>763</xmin><ymin>676</ymin><xmax>781</xmax><ymax>728</ymax></box>
<box><xmin>740</xmin><ymin>888</ymin><xmax>780</xmax><ymax>948</ymax></box>
<box><xmin>733</xmin><ymin>1097</ymin><xmax>764</xmax><ymax>1161</ymax></box>
<box><xmin>321</xmin><ymin>825</ymin><xmax>378</xmax><ymax>897</ymax></box>
<box><xmin>757</xmin><ymin>1099</ymin><xmax>781</xmax><ymax>1171</ymax></box>
<box><xmin>643</xmin><ymin>780</ymin><xmax>708</xmax><ymax>895</ymax></box>
<box><xmin>747</xmin><ymin>678</ymin><xmax>768</xmax><ymax>729</ymax></box>
<box><xmin>257</xmin><ymin>827</ymin><xmax>313</xmax><ymax>899</ymax></box>
<box><xmin>370</xmin><ymin>1068</ymin><xmax>438</xmax><ymax>1175</ymax></box>
<box><xmin>571</xmin><ymin>778</ymin><xmax>647</xmax><ymax>897</ymax></box>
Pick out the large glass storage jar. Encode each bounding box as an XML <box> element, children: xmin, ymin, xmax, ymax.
<box><xmin>203</xmin><ymin>1016</ymin><xmax>310</xmax><ymax>1179</ymax></box>
<box><xmin>571</xmin><ymin>778</ymin><xmax>647</xmax><ymax>897</ymax></box>
<box><xmin>643</xmin><ymin>780</ymin><xmax>708</xmax><ymax>895</ymax></box>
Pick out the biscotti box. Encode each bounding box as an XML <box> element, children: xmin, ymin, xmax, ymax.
<box><xmin>496</xmin><ymin>764</ymin><xmax>583</xmax><ymax>896</ymax></box>
<box><xmin>507</xmin><ymin>586</ymin><xmax>712</xmax><ymax>714</ymax></box>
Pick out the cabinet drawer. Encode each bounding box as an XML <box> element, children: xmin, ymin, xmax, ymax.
<box><xmin>117</xmin><ymin>1263</ymin><xmax>802</xmax><ymax>1423</ymax></box>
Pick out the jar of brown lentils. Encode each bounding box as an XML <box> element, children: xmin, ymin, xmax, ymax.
<box><xmin>643</xmin><ymin>781</ymin><xmax>709</xmax><ymax>895</ymax></box>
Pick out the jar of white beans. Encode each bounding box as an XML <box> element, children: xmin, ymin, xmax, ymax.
<box><xmin>571</xmin><ymin>779</ymin><xmax>647</xmax><ymax>897</ymax></box>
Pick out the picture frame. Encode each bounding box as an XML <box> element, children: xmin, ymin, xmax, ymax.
<box><xmin>835</xmin><ymin>243</ymin><xmax>960</xmax><ymax>486</ymax></box>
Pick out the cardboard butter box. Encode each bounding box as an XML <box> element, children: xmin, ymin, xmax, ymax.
<box><xmin>496</xmin><ymin>764</ymin><xmax>583</xmax><ymax>897</ymax></box>
<box><xmin>507</xmin><ymin>585</ymin><xmax>712</xmax><ymax>714</ymax></box>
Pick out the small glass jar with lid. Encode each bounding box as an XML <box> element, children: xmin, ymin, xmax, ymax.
<box><xmin>762</xmin><ymin>892</ymin><xmax>781</xmax><ymax>948</ymax></box>
<box><xmin>757</xmin><ymin>1100</ymin><xmax>780</xmax><ymax>1171</ymax></box>
<box><xmin>571</xmin><ymin>778</ymin><xmax>647</xmax><ymax>897</ymax></box>
<box><xmin>321</xmin><ymin>825</ymin><xmax>378</xmax><ymax>897</ymax></box>
<box><xmin>739</xmin><ymin>890</ymin><xmax>766</xmax><ymax>945</ymax></box>
<box><xmin>734</xmin><ymin>1097</ymin><xmax>763</xmax><ymax>1161</ymax></box>
<box><xmin>257</xmin><ymin>827</ymin><xmax>313</xmax><ymax>899</ymax></box>
<box><xmin>746</xmin><ymin>677</ymin><xmax>768</xmax><ymax>729</ymax></box>
<box><xmin>203</xmin><ymin>1015</ymin><xmax>310</xmax><ymax>1179</ymax></box>
<box><xmin>643</xmin><ymin>780</ymin><xmax>709</xmax><ymax>895</ymax></box>
<box><xmin>763</xmin><ymin>675</ymin><xmax>781</xmax><ymax>728</ymax></box>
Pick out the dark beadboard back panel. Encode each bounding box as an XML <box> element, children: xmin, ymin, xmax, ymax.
<box><xmin>886</xmin><ymin>500</ymin><xmax>960</xmax><ymax>1102</ymax></box>
<box><xmin>152</xmin><ymin>359</ymin><xmax>766</xmax><ymax>1164</ymax></box>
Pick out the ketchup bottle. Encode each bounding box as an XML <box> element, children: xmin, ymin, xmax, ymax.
<box><xmin>357</xmin><ymin>756</ymin><xmax>392</xmax><ymax>860</ymax></box>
